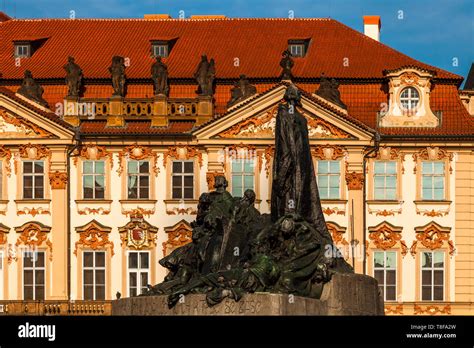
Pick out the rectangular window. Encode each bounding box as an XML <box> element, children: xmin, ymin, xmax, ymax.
<box><xmin>289</xmin><ymin>44</ymin><xmax>305</xmax><ymax>57</ymax></box>
<box><xmin>152</xmin><ymin>44</ymin><xmax>168</xmax><ymax>58</ymax></box>
<box><xmin>374</xmin><ymin>161</ymin><xmax>397</xmax><ymax>200</ymax></box>
<box><xmin>421</xmin><ymin>251</ymin><xmax>444</xmax><ymax>301</ymax></box>
<box><xmin>231</xmin><ymin>159</ymin><xmax>254</xmax><ymax>197</ymax></box>
<box><xmin>422</xmin><ymin>161</ymin><xmax>444</xmax><ymax>200</ymax></box>
<box><xmin>172</xmin><ymin>161</ymin><xmax>194</xmax><ymax>199</ymax></box>
<box><xmin>82</xmin><ymin>160</ymin><xmax>105</xmax><ymax>199</ymax></box>
<box><xmin>373</xmin><ymin>251</ymin><xmax>397</xmax><ymax>301</ymax></box>
<box><xmin>127</xmin><ymin>160</ymin><xmax>149</xmax><ymax>199</ymax></box>
<box><xmin>317</xmin><ymin>160</ymin><xmax>340</xmax><ymax>199</ymax></box>
<box><xmin>23</xmin><ymin>251</ymin><xmax>45</xmax><ymax>300</ymax></box>
<box><xmin>23</xmin><ymin>161</ymin><xmax>44</xmax><ymax>199</ymax></box>
<box><xmin>128</xmin><ymin>251</ymin><xmax>150</xmax><ymax>297</ymax></box>
<box><xmin>14</xmin><ymin>44</ymin><xmax>30</xmax><ymax>58</ymax></box>
<box><xmin>83</xmin><ymin>251</ymin><xmax>106</xmax><ymax>300</ymax></box>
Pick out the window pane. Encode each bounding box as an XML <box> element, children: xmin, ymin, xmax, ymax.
<box><xmin>386</xmin><ymin>162</ymin><xmax>396</xmax><ymax>174</ymax></box>
<box><xmin>129</xmin><ymin>253</ymin><xmax>138</xmax><ymax>269</ymax></box>
<box><xmin>386</xmin><ymin>176</ymin><xmax>397</xmax><ymax>189</ymax></box>
<box><xmin>24</xmin><ymin>253</ymin><xmax>33</xmax><ymax>268</ymax></box>
<box><xmin>129</xmin><ymin>272</ymin><xmax>137</xmax><ymax>287</ymax></box>
<box><xmin>434</xmin><ymin>270</ymin><xmax>443</xmax><ymax>285</ymax></box>
<box><xmin>374</xmin><ymin>270</ymin><xmax>384</xmax><ymax>285</ymax></box>
<box><xmin>83</xmin><ymin>161</ymin><xmax>93</xmax><ymax>174</ymax></box>
<box><xmin>433</xmin><ymin>189</ymin><xmax>444</xmax><ymax>200</ymax></box>
<box><xmin>96</xmin><ymin>252</ymin><xmax>105</xmax><ymax>267</ymax></box>
<box><xmin>84</xmin><ymin>270</ymin><xmax>94</xmax><ymax>285</ymax></box>
<box><xmin>422</xmin><ymin>188</ymin><xmax>432</xmax><ymax>200</ymax></box>
<box><xmin>422</xmin><ymin>162</ymin><xmax>432</xmax><ymax>174</ymax></box>
<box><xmin>35</xmin><ymin>286</ymin><xmax>45</xmax><ymax>300</ymax></box>
<box><xmin>172</xmin><ymin>188</ymin><xmax>181</xmax><ymax>199</ymax></box>
<box><xmin>23</xmin><ymin>162</ymin><xmax>33</xmax><ymax>173</ymax></box>
<box><xmin>141</xmin><ymin>272</ymin><xmax>148</xmax><ymax>290</ymax></box>
<box><xmin>243</xmin><ymin>160</ymin><xmax>254</xmax><ymax>173</ymax></box>
<box><xmin>329</xmin><ymin>187</ymin><xmax>339</xmax><ymax>199</ymax></box>
<box><xmin>24</xmin><ymin>270</ymin><xmax>33</xmax><ymax>285</ymax></box>
<box><xmin>232</xmin><ymin>160</ymin><xmax>242</xmax><ymax>172</ymax></box>
<box><xmin>434</xmin><ymin>286</ymin><xmax>443</xmax><ymax>301</ymax></box>
<box><xmin>34</xmin><ymin>162</ymin><xmax>44</xmax><ymax>173</ymax></box>
<box><xmin>96</xmin><ymin>270</ymin><xmax>105</xmax><ymax>285</ymax></box>
<box><xmin>84</xmin><ymin>286</ymin><xmax>93</xmax><ymax>300</ymax></box>
<box><xmin>434</xmin><ymin>252</ymin><xmax>444</xmax><ymax>267</ymax></box>
<box><xmin>318</xmin><ymin>161</ymin><xmax>329</xmax><ymax>174</ymax></box>
<box><xmin>139</xmin><ymin>161</ymin><xmax>149</xmax><ymax>173</ymax></box>
<box><xmin>386</xmin><ymin>270</ymin><xmax>396</xmax><ymax>285</ymax></box>
<box><xmin>36</xmin><ymin>252</ymin><xmax>45</xmax><ymax>267</ymax></box>
<box><xmin>243</xmin><ymin>175</ymin><xmax>254</xmax><ymax>190</ymax></box>
<box><xmin>140</xmin><ymin>253</ymin><xmax>149</xmax><ymax>269</ymax></box>
<box><xmin>319</xmin><ymin>187</ymin><xmax>328</xmax><ymax>199</ymax></box>
<box><xmin>172</xmin><ymin>161</ymin><xmax>182</xmax><ymax>173</ymax></box>
<box><xmin>329</xmin><ymin>175</ymin><xmax>339</xmax><ymax>188</ymax></box>
<box><xmin>374</xmin><ymin>252</ymin><xmax>384</xmax><ymax>268</ymax></box>
<box><xmin>139</xmin><ymin>175</ymin><xmax>149</xmax><ymax>187</ymax></box>
<box><xmin>184</xmin><ymin>188</ymin><xmax>193</xmax><ymax>199</ymax></box>
<box><xmin>183</xmin><ymin>175</ymin><xmax>193</xmax><ymax>187</ymax></box>
<box><xmin>386</xmin><ymin>286</ymin><xmax>396</xmax><ymax>301</ymax></box>
<box><xmin>139</xmin><ymin>187</ymin><xmax>149</xmax><ymax>199</ymax></box>
<box><xmin>318</xmin><ymin>175</ymin><xmax>328</xmax><ymax>187</ymax></box>
<box><xmin>35</xmin><ymin>270</ymin><xmax>45</xmax><ymax>284</ymax></box>
<box><xmin>434</xmin><ymin>162</ymin><xmax>444</xmax><ymax>174</ymax></box>
<box><xmin>422</xmin><ymin>270</ymin><xmax>432</xmax><ymax>285</ymax></box>
<box><xmin>386</xmin><ymin>252</ymin><xmax>396</xmax><ymax>268</ymax></box>
<box><xmin>374</xmin><ymin>176</ymin><xmax>385</xmax><ymax>189</ymax></box>
<box><xmin>386</xmin><ymin>189</ymin><xmax>396</xmax><ymax>200</ymax></box>
<box><xmin>374</xmin><ymin>162</ymin><xmax>384</xmax><ymax>174</ymax></box>
<box><xmin>184</xmin><ymin>162</ymin><xmax>193</xmax><ymax>173</ymax></box>
<box><xmin>172</xmin><ymin>175</ymin><xmax>181</xmax><ymax>187</ymax></box>
<box><xmin>84</xmin><ymin>252</ymin><xmax>94</xmax><ymax>267</ymax></box>
<box><xmin>422</xmin><ymin>286</ymin><xmax>432</xmax><ymax>301</ymax></box>
<box><xmin>128</xmin><ymin>161</ymin><xmax>138</xmax><ymax>174</ymax></box>
<box><xmin>422</xmin><ymin>252</ymin><xmax>432</xmax><ymax>268</ymax></box>
<box><xmin>24</xmin><ymin>286</ymin><xmax>34</xmax><ymax>300</ymax></box>
<box><xmin>95</xmin><ymin>286</ymin><xmax>105</xmax><ymax>300</ymax></box>
<box><xmin>433</xmin><ymin>176</ymin><xmax>444</xmax><ymax>189</ymax></box>
<box><xmin>95</xmin><ymin>161</ymin><xmax>105</xmax><ymax>174</ymax></box>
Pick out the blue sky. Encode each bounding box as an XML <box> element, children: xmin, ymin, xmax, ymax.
<box><xmin>3</xmin><ymin>0</ymin><xmax>473</xmax><ymax>85</ymax></box>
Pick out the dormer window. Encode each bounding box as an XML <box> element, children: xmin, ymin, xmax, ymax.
<box><xmin>14</xmin><ymin>43</ymin><xmax>31</xmax><ymax>58</ymax></box>
<box><xmin>152</xmin><ymin>43</ymin><xmax>168</xmax><ymax>58</ymax></box>
<box><xmin>288</xmin><ymin>39</ymin><xmax>310</xmax><ymax>57</ymax></box>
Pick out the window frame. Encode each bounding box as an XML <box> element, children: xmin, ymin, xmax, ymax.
<box><xmin>82</xmin><ymin>160</ymin><xmax>105</xmax><ymax>199</ymax></box>
<box><xmin>127</xmin><ymin>250</ymin><xmax>150</xmax><ymax>297</ymax></box>
<box><xmin>14</xmin><ymin>44</ymin><xmax>31</xmax><ymax>58</ymax></box>
<box><xmin>399</xmin><ymin>86</ymin><xmax>420</xmax><ymax>112</ymax></box>
<box><xmin>82</xmin><ymin>250</ymin><xmax>106</xmax><ymax>301</ymax></box>
<box><xmin>373</xmin><ymin>160</ymin><xmax>397</xmax><ymax>201</ymax></box>
<box><xmin>171</xmin><ymin>160</ymin><xmax>194</xmax><ymax>200</ymax></box>
<box><xmin>373</xmin><ymin>250</ymin><xmax>397</xmax><ymax>302</ymax></box>
<box><xmin>421</xmin><ymin>161</ymin><xmax>445</xmax><ymax>201</ymax></box>
<box><xmin>22</xmin><ymin>160</ymin><xmax>45</xmax><ymax>199</ymax></box>
<box><xmin>420</xmin><ymin>250</ymin><xmax>445</xmax><ymax>302</ymax></box>
<box><xmin>22</xmin><ymin>250</ymin><xmax>45</xmax><ymax>300</ymax></box>
<box><xmin>127</xmin><ymin>160</ymin><xmax>150</xmax><ymax>200</ymax></box>
<box><xmin>230</xmin><ymin>158</ymin><xmax>255</xmax><ymax>197</ymax></box>
<box><xmin>316</xmin><ymin>160</ymin><xmax>341</xmax><ymax>200</ymax></box>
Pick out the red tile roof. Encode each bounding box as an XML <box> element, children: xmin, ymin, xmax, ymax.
<box><xmin>79</xmin><ymin>120</ymin><xmax>195</xmax><ymax>135</ymax></box>
<box><xmin>0</xmin><ymin>17</ymin><xmax>461</xmax><ymax>80</ymax></box>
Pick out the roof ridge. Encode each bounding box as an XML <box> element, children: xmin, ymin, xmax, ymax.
<box><xmin>5</xmin><ymin>17</ymin><xmax>332</xmax><ymax>22</ymax></box>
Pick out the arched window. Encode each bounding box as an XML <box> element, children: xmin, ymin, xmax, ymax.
<box><xmin>400</xmin><ymin>87</ymin><xmax>420</xmax><ymax>111</ymax></box>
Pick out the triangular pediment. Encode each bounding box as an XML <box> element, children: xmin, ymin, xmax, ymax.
<box><xmin>0</xmin><ymin>90</ymin><xmax>74</xmax><ymax>142</ymax></box>
<box><xmin>194</xmin><ymin>84</ymin><xmax>374</xmax><ymax>143</ymax></box>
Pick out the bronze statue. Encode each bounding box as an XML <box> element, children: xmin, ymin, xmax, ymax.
<box><xmin>279</xmin><ymin>50</ymin><xmax>294</xmax><ymax>80</ymax></box>
<box><xmin>151</xmin><ymin>56</ymin><xmax>169</xmax><ymax>96</ymax></box>
<box><xmin>194</xmin><ymin>55</ymin><xmax>215</xmax><ymax>96</ymax></box>
<box><xmin>17</xmin><ymin>70</ymin><xmax>48</xmax><ymax>107</ymax></box>
<box><xmin>315</xmin><ymin>74</ymin><xmax>347</xmax><ymax>109</ymax></box>
<box><xmin>64</xmin><ymin>56</ymin><xmax>83</xmax><ymax>98</ymax></box>
<box><xmin>109</xmin><ymin>56</ymin><xmax>126</xmax><ymax>97</ymax></box>
<box><xmin>143</xmin><ymin>85</ymin><xmax>352</xmax><ymax>308</ymax></box>
<box><xmin>227</xmin><ymin>74</ymin><xmax>257</xmax><ymax>108</ymax></box>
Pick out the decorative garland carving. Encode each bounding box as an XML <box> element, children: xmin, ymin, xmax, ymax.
<box><xmin>118</xmin><ymin>210</ymin><xmax>158</xmax><ymax>250</ymax></box>
<box><xmin>74</xmin><ymin>145</ymin><xmax>113</xmax><ymax>168</ymax></box>
<box><xmin>322</xmin><ymin>207</ymin><xmax>345</xmax><ymax>216</ymax></box>
<box><xmin>16</xmin><ymin>144</ymin><xmax>52</xmax><ymax>175</ymax></box>
<box><xmin>368</xmin><ymin>222</ymin><xmax>408</xmax><ymax>257</ymax></box>
<box><xmin>345</xmin><ymin>171</ymin><xmax>364</xmax><ymax>190</ymax></box>
<box><xmin>49</xmin><ymin>171</ymin><xmax>68</xmax><ymax>189</ymax></box>
<box><xmin>368</xmin><ymin>208</ymin><xmax>402</xmax><ymax>216</ymax></box>
<box><xmin>326</xmin><ymin>222</ymin><xmax>348</xmax><ymax>248</ymax></box>
<box><xmin>411</xmin><ymin>222</ymin><xmax>455</xmax><ymax>257</ymax></box>
<box><xmin>414</xmin><ymin>304</ymin><xmax>451</xmax><ymax>315</ymax></box>
<box><xmin>117</xmin><ymin>144</ymin><xmax>159</xmax><ymax>177</ymax></box>
<box><xmin>412</xmin><ymin>147</ymin><xmax>453</xmax><ymax>174</ymax></box>
<box><xmin>300</xmin><ymin>109</ymin><xmax>351</xmax><ymax>138</ymax></box>
<box><xmin>416</xmin><ymin>207</ymin><xmax>449</xmax><ymax>217</ymax></box>
<box><xmin>312</xmin><ymin>145</ymin><xmax>346</xmax><ymax>160</ymax></box>
<box><xmin>162</xmin><ymin>220</ymin><xmax>193</xmax><ymax>257</ymax></box>
<box><xmin>264</xmin><ymin>145</ymin><xmax>275</xmax><ymax>178</ymax></box>
<box><xmin>376</xmin><ymin>146</ymin><xmax>405</xmax><ymax>174</ymax></box>
<box><xmin>15</xmin><ymin>222</ymin><xmax>53</xmax><ymax>261</ymax></box>
<box><xmin>0</xmin><ymin>223</ymin><xmax>9</xmax><ymax>245</ymax></box>
<box><xmin>163</xmin><ymin>145</ymin><xmax>203</xmax><ymax>168</ymax></box>
<box><xmin>166</xmin><ymin>207</ymin><xmax>198</xmax><ymax>215</ymax></box>
<box><xmin>219</xmin><ymin>104</ymin><xmax>278</xmax><ymax>138</ymax></box>
<box><xmin>0</xmin><ymin>146</ymin><xmax>12</xmax><ymax>177</ymax></box>
<box><xmin>78</xmin><ymin>207</ymin><xmax>110</xmax><ymax>215</ymax></box>
<box><xmin>385</xmin><ymin>305</ymin><xmax>404</xmax><ymax>315</ymax></box>
<box><xmin>122</xmin><ymin>207</ymin><xmax>155</xmax><ymax>218</ymax></box>
<box><xmin>17</xmin><ymin>207</ymin><xmax>50</xmax><ymax>217</ymax></box>
<box><xmin>74</xmin><ymin>221</ymin><xmax>114</xmax><ymax>256</ymax></box>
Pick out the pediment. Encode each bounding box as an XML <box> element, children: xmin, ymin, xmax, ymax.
<box><xmin>0</xmin><ymin>92</ymin><xmax>74</xmax><ymax>142</ymax></box>
<box><xmin>194</xmin><ymin>84</ymin><xmax>374</xmax><ymax>142</ymax></box>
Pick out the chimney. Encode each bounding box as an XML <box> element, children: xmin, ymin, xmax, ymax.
<box><xmin>363</xmin><ymin>15</ymin><xmax>381</xmax><ymax>41</ymax></box>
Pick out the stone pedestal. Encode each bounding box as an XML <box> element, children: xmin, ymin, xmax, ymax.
<box><xmin>112</xmin><ymin>273</ymin><xmax>384</xmax><ymax>316</ymax></box>
<box><xmin>106</xmin><ymin>96</ymin><xmax>125</xmax><ymax>127</ymax></box>
<box><xmin>151</xmin><ymin>94</ymin><xmax>168</xmax><ymax>127</ymax></box>
<box><xmin>63</xmin><ymin>97</ymin><xmax>80</xmax><ymax>126</ymax></box>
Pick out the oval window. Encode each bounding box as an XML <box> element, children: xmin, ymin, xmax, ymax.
<box><xmin>400</xmin><ymin>87</ymin><xmax>420</xmax><ymax>111</ymax></box>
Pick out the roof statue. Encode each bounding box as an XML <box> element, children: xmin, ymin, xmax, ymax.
<box><xmin>109</xmin><ymin>56</ymin><xmax>126</xmax><ymax>97</ymax></box>
<box><xmin>17</xmin><ymin>70</ymin><xmax>48</xmax><ymax>107</ymax></box>
<box><xmin>227</xmin><ymin>74</ymin><xmax>257</xmax><ymax>107</ymax></box>
<box><xmin>194</xmin><ymin>55</ymin><xmax>216</xmax><ymax>96</ymax></box>
<box><xmin>280</xmin><ymin>50</ymin><xmax>294</xmax><ymax>80</ymax></box>
<box><xmin>64</xmin><ymin>56</ymin><xmax>83</xmax><ymax>98</ymax></box>
<box><xmin>151</xmin><ymin>56</ymin><xmax>169</xmax><ymax>97</ymax></box>
<box><xmin>315</xmin><ymin>74</ymin><xmax>347</xmax><ymax>109</ymax></box>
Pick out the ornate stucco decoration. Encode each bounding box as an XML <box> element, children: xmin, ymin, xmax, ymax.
<box><xmin>345</xmin><ymin>171</ymin><xmax>364</xmax><ymax>190</ymax></box>
<box><xmin>49</xmin><ymin>171</ymin><xmax>68</xmax><ymax>189</ymax></box>
<box><xmin>0</xmin><ymin>108</ymin><xmax>52</xmax><ymax>138</ymax></box>
<box><xmin>326</xmin><ymin>222</ymin><xmax>349</xmax><ymax>259</ymax></box>
<box><xmin>118</xmin><ymin>210</ymin><xmax>158</xmax><ymax>250</ymax></box>
<box><xmin>122</xmin><ymin>207</ymin><xmax>155</xmax><ymax>218</ymax></box>
<box><xmin>380</xmin><ymin>66</ymin><xmax>439</xmax><ymax>128</ymax></box>
<box><xmin>17</xmin><ymin>207</ymin><xmax>50</xmax><ymax>217</ymax></box>
<box><xmin>16</xmin><ymin>143</ymin><xmax>51</xmax><ymax>175</ymax></box>
<box><xmin>166</xmin><ymin>207</ymin><xmax>197</xmax><ymax>215</ymax></box>
<box><xmin>163</xmin><ymin>144</ymin><xmax>203</xmax><ymax>168</ymax></box>
<box><xmin>0</xmin><ymin>145</ymin><xmax>12</xmax><ymax>177</ymax></box>
<box><xmin>264</xmin><ymin>145</ymin><xmax>275</xmax><ymax>178</ymax></box>
<box><xmin>368</xmin><ymin>221</ymin><xmax>408</xmax><ymax>257</ymax></box>
<box><xmin>414</xmin><ymin>304</ymin><xmax>451</xmax><ymax>315</ymax></box>
<box><xmin>416</xmin><ymin>207</ymin><xmax>450</xmax><ymax>217</ymax></box>
<box><xmin>311</xmin><ymin>144</ymin><xmax>346</xmax><ymax>160</ymax></box>
<box><xmin>385</xmin><ymin>304</ymin><xmax>404</xmax><ymax>315</ymax></box>
<box><xmin>412</xmin><ymin>146</ymin><xmax>453</xmax><ymax>174</ymax></box>
<box><xmin>162</xmin><ymin>220</ymin><xmax>192</xmax><ymax>257</ymax></box>
<box><xmin>74</xmin><ymin>220</ymin><xmax>114</xmax><ymax>256</ymax></box>
<box><xmin>117</xmin><ymin>144</ymin><xmax>159</xmax><ymax>176</ymax></box>
<box><xmin>410</xmin><ymin>222</ymin><xmax>455</xmax><ymax>257</ymax></box>
<box><xmin>74</xmin><ymin>144</ymin><xmax>113</xmax><ymax>168</ymax></box>
<box><xmin>322</xmin><ymin>207</ymin><xmax>346</xmax><ymax>216</ymax></box>
<box><xmin>376</xmin><ymin>146</ymin><xmax>405</xmax><ymax>174</ymax></box>
<box><xmin>78</xmin><ymin>207</ymin><xmax>111</xmax><ymax>215</ymax></box>
<box><xmin>0</xmin><ymin>223</ymin><xmax>9</xmax><ymax>246</ymax></box>
<box><xmin>14</xmin><ymin>221</ymin><xmax>53</xmax><ymax>261</ymax></box>
<box><xmin>368</xmin><ymin>207</ymin><xmax>402</xmax><ymax>216</ymax></box>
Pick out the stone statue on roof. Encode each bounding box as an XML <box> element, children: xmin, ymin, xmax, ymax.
<box><xmin>151</xmin><ymin>56</ymin><xmax>169</xmax><ymax>97</ymax></box>
<box><xmin>109</xmin><ymin>56</ymin><xmax>126</xmax><ymax>97</ymax></box>
<box><xmin>64</xmin><ymin>56</ymin><xmax>83</xmax><ymax>98</ymax></box>
<box><xmin>227</xmin><ymin>74</ymin><xmax>257</xmax><ymax>108</ymax></box>
<box><xmin>280</xmin><ymin>50</ymin><xmax>294</xmax><ymax>80</ymax></box>
<box><xmin>315</xmin><ymin>74</ymin><xmax>347</xmax><ymax>109</ymax></box>
<box><xmin>17</xmin><ymin>70</ymin><xmax>48</xmax><ymax>107</ymax></box>
<box><xmin>194</xmin><ymin>55</ymin><xmax>215</xmax><ymax>96</ymax></box>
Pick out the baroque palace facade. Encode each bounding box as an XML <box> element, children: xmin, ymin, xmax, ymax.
<box><xmin>0</xmin><ymin>13</ymin><xmax>473</xmax><ymax>315</ymax></box>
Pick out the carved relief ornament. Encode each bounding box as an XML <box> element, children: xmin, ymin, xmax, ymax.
<box><xmin>312</xmin><ymin>144</ymin><xmax>346</xmax><ymax>160</ymax></box>
<box><xmin>49</xmin><ymin>171</ymin><xmax>68</xmax><ymax>189</ymax></box>
<box><xmin>74</xmin><ymin>220</ymin><xmax>114</xmax><ymax>256</ymax></box>
<box><xmin>376</xmin><ymin>146</ymin><xmax>405</xmax><ymax>174</ymax></box>
<box><xmin>74</xmin><ymin>144</ymin><xmax>113</xmax><ymax>168</ymax></box>
<box><xmin>410</xmin><ymin>222</ymin><xmax>455</xmax><ymax>257</ymax></box>
<box><xmin>368</xmin><ymin>222</ymin><xmax>408</xmax><ymax>257</ymax></box>
<box><xmin>163</xmin><ymin>145</ymin><xmax>203</xmax><ymax>167</ymax></box>
<box><xmin>162</xmin><ymin>220</ymin><xmax>192</xmax><ymax>257</ymax></box>
<box><xmin>118</xmin><ymin>210</ymin><xmax>158</xmax><ymax>250</ymax></box>
<box><xmin>0</xmin><ymin>108</ymin><xmax>52</xmax><ymax>138</ymax></box>
<box><xmin>345</xmin><ymin>171</ymin><xmax>364</xmax><ymax>190</ymax></box>
<box><xmin>412</xmin><ymin>147</ymin><xmax>453</xmax><ymax>174</ymax></box>
<box><xmin>15</xmin><ymin>222</ymin><xmax>53</xmax><ymax>261</ymax></box>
